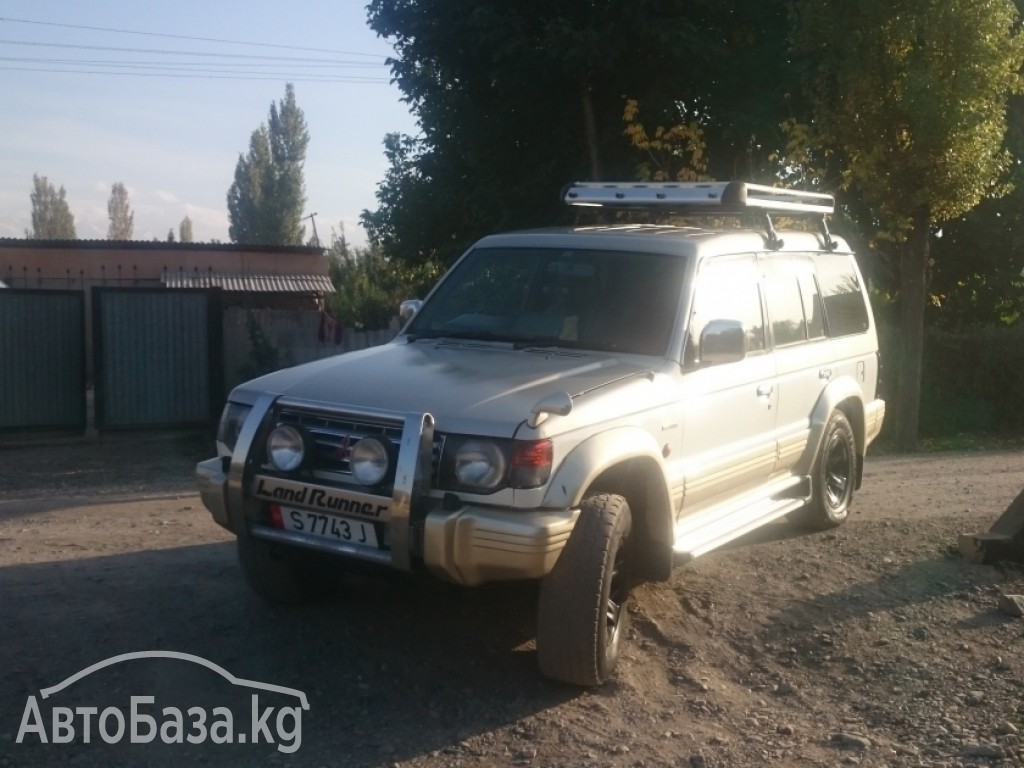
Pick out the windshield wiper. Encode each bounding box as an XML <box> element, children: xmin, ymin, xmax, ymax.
<box><xmin>512</xmin><ymin>337</ymin><xmax>620</xmax><ymax>352</ymax></box>
<box><xmin>407</xmin><ymin>329</ymin><xmax>516</xmax><ymax>344</ymax></box>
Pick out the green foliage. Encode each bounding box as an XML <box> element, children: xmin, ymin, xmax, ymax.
<box><xmin>227</xmin><ymin>83</ymin><xmax>310</xmax><ymax>245</ymax></box>
<box><xmin>790</xmin><ymin>0</ymin><xmax>1024</xmax><ymax>449</ymax></box>
<box><xmin>237</xmin><ymin>311</ymin><xmax>282</xmax><ymax>380</ymax></box>
<box><xmin>179</xmin><ymin>215</ymin><xmax>194</xmax><ymax>243</ymax></box>
<box><xmin>362</xmin><ymin>0</ymin><xmax>796</xmax><ymax>268</ymax></box>
<box><xmin>791</xmin><ymin>0</ymin><xmax>1023</xmax><ymax>233</ymax></box>
<box><xmin>28</xmin><ymin>174</ymin><xmax>76</xmax><ymax>239</ymax></box>
<box><xmin>106</xmin><ymin>182</ymin><xmax>134</xmax><ymax>240</ymax></box>
<box><xmin>326</xmin><ymin>228</ymin><xmax>441</xmax><ymax>329</ymax></box>
<box><xmin>918</xmin><ymin>323</ymin><xmax>1024</xmax><ymax>437</ymax></box>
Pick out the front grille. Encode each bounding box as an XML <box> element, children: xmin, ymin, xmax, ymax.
<box><xmin>274</xmin><ymin>408</ymin><xmax>442</xmax><ymax>486</ymax></box>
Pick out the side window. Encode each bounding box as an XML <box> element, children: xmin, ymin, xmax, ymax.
<box><xmin>815</xmin><ymin>254</ymin><xmax>870</xmax><ymax>337</ymax></box>
<box><xmin>797</xmin><ymin>267</ymin><xmax>826</xmax><ymax>340</ymax></box>
<box><xmin>761</xmin><ymin>258</ymin><xmax>807</xmax><ymax>347</ymax></box>
<box><xmin>688</xmin><ymin>256</ymin><xmax>765</xmax><ymax>361</ymax></box>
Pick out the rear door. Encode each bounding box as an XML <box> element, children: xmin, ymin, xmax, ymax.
<box><xmin>760</xmin><ymin>254</ymin><xmax>831</xmax><ymax>475</ymax></box>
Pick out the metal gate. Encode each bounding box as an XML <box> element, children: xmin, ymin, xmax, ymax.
<box><xmin>93</xmin><ymin>287</ymin><xmax>223</xmax><ymax>429</ymax></box>
<box><xmin>0</xmin><ymin>289</ymin><xmax>86</xmax><ymax>431</ymax></box>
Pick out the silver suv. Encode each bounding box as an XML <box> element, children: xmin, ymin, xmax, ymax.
<box><xmin>197</xmin><ymin>181</ymin><xmax>885</xmax><ymax>686</ymax></box>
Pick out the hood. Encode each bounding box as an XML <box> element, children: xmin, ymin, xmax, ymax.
<box><xmin>233</xmin><ymin>339</ymin><xmax>654</xmax><ymax>436</ymax></box>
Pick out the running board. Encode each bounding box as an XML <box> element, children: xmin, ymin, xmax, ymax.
<box><xmin>672</xmin><ymin>475</ymin><xmax>810</xmax><ymax>563</ymax></box>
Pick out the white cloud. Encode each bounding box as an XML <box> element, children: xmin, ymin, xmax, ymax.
<box><xmin>154</xmin><ymin>190</ymin><xmax>179</xmax><ymax>204</ymax></box>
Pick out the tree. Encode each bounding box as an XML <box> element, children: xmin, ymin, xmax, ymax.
<box><xmin>179</xmin><ymin>215</ymin><xmax>194</xmax><ymax>243</ymax></box>
<box><xmin>106</xmin><ymin>182</ymin><xmax>134</xmax><ymax>240</ymax></box>
<box><xmin>227</xmin><ymin>83</ymin><xmax>310</xmax><ymax>245</ymax></box>
<box><xmin>790</xmin><ymin>0</ymin><xmax>1023</xmax><ymax>449</ymax></box>
<box><xmin>28</xmin><ymin>174</ymin><xmax>76</xmax><ymax>239</ymax></box>
<box><xmin>326</xmin><ymin>223</ymin><xmax>441</xmax><ymax>329</ymax></box>
<box><xmin>362</xmin><ymin>0</ymin><xmax>796</xmax><ymax>267</ymax></box>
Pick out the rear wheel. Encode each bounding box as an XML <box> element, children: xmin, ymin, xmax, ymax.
<box><xmin>537</xmin><ymin>493</ymin><xmax>633</xmax><ymax>686</ymax></box>
<box><xmin>793</xmin><ymin>410</ymin><xmax>857</xmax><ymax>531</ymax></box>
<box><xmin>236</xmin><ymin>532</ymin><xmax>330</xmax><ymax>604</ymax></box>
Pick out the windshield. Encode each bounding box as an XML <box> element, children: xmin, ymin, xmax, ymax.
<box><xmin>407</xmin><ymin>246</ymin><xmax>688</xmax><ymax>355</ymax></box>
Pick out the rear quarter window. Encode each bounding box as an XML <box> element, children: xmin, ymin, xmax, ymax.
<box><xmin>815</xmin><ymin>253</ymin><xmax>870</xmax><ymax>337</ymax></box>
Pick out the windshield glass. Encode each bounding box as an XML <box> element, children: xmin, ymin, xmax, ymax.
<box><xmin>407</xmin><ymin>246</ymin><xmax>688</xmax><ymax>355</ymax></box>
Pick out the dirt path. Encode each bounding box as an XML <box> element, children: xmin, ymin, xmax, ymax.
<box><xmin>1</xmin><ymin>435</ymin><xmax>1022</xmax><ymax>767</ymax></box>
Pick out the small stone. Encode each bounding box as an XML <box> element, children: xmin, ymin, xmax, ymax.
<box><xmin>689</xmin><ymin>754</ymin><xmax>708</xmax><ymax>768</ymax></box>
<box><xmin>998</xmin><ymin>594</ymin><xmax>1024</xmax><ymax>618</ymax></box>
<box><xmin>777</xmin><ymin>724</ymin><xmax>796</xmax><ymax>736</ymax></box>
<box><xmin>830</xmin><ymin>732</ymin><xmax>873</xmax><ymax>750</ymax></box>
<box><xmin>966</xmin><ymin>690</ymin><xmax>985</xmax><ymax>706</ymax></box>
<box><xmin>997</xmin><ymin>721</ymin><xmax>1019</xmax><ymax>735</ymax></box>
<box><xmin>775</xmin><ymin>680</ymin><xmax>796</xmax><ymax>695</ymax></box>
<box><xmin>962</xmin><ymin>743</ymin><xmax>1003</xmax><ymax>759</ymax></box>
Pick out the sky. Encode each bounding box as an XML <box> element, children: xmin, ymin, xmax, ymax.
<box><xmin>0</xmin><ymin>1</ymin><xmax>419</xmax><ymax>248</ymax></box>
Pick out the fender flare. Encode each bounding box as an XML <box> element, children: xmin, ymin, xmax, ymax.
<box><xmin>804</xmin><ymin>376</ymin><xmax>866</xmax><ymax>478</ymax></box>
<box><xmin>542</xmin><ymin>426</ymin><xmax>675</xmax><ymax>548</ymax></box>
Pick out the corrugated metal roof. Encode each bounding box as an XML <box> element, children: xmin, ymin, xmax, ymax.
<box><xmin>0</xmin><ymin>238</ymin><xmax>325</xmax><ymax>255</ymax></box>
<box><xmin>162</xmin><ymin>272</ymin><xmax>335</xmax><ymax>293</ymax></box>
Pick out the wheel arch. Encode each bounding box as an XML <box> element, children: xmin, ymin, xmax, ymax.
<box><xmin>543</xmin><ymin>427</ymin><xmax>675</xmax><ymax>581</ymax></box>
<box><xmin>808</xmin><ymin>377</ymin><xmax>866</xmax><ymax>488</ymax></box>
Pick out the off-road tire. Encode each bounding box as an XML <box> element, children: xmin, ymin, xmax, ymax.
<box><xmin>236</xmin><ymin>532</ymin><xmax>330</xmax><ymax>605</ymax></box>
<box><xmin>793</xmin><ymin>410</ymin><xmax>857</xmax><ymax>531</ymax></box>
<box><xmin>537</xmin><ymin>493</ymin><xmax>633</xmax><ymax>686</ymax></box>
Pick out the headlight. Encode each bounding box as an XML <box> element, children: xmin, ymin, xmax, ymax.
<box><xmin>216</xmin><ymin>402</ymin><xmax>252</xmax><ymax>454</ymax></box>
<box><xmin>350</xmin><ymin>437</ymin><xmax>390</xmax><ymax>486</ymax></box>
<box><xmin>267</xmin><ymin>425</ymin><xmax>306</xmax><ymax>472</ymax></box>
<box><xmin>454</xmin><ymin>439</ymin><xmax>507</xmax><ymax>491</ymax></box>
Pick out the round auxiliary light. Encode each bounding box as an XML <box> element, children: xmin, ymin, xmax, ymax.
<box><xmin>454</xmin><ymin>439</ymin><xmax>506</xmax><ymax>491</ymax></box>
<box><xmin>350</xmin><ymin>437</ymin><xmax>390</xmax><ymax>486</ymax></box>
<box><xmin>267</xmin><ymin>424</ymin><xmax>306</xmax><ymax>472</ymax></box>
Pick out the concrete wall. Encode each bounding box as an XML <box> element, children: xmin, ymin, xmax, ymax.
<box><xmin>222</xmin><ymin>308</ymin><xmax>398</xmax><ymax>393</ymax></box>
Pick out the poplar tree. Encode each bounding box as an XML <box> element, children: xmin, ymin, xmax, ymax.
<box><xmin>28</xmin><ymin>174</ymin><xmax>76</xmax><ymax>239</ymax></box>
<box><xmin>107</xmin><ymin>182</ymin><xmax>134</xmax><ymax>240</ymax></box>
<box><xmin>227</xmin><ymin>83</ymin><xmax>310</xmax><ymax>245</ymax></box>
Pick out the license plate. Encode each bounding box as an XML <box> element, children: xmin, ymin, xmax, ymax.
<box><xmin>279</xmin><ymin>506</ymin><xmax>379</xmax><ymax>547</ymax></box>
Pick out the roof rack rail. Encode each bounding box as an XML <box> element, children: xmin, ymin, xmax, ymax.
<box><xmin>563</xmin><ymin>181</ymin><xmax>834</xmax><ymax>215</ymax></box>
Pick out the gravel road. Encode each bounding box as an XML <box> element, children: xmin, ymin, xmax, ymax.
<box><xmin>1</xmin><ymin>433</ymin><xmax>1022</xmax><ymax>768</ymax></box>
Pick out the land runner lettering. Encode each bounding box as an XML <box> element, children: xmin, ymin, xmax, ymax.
<box><xmin>254</xmin><ymin>477</ymin><xmax>388</xmax><ymax>519</ymax></box>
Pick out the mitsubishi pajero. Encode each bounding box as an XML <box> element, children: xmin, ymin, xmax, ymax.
<box><xmin>197</xmin><ymin>181</ymin><xmax>885</xmax><ymax>686</ymax></box>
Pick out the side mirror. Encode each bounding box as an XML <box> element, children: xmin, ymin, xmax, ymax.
<box><xmin>399</xmin><ymin>299</ymin><xmax>423</xmax><ymax>322</ymax></box>
<box><xmin>699</xmin><ymin>319</ymin><xmax>746</xmax><ymax>366</ymax></box>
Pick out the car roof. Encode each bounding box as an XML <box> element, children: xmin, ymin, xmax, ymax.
<box><xmin>473</xmin><ymin>224</ymin><xmax>849</xmax><ymax>259</ymax></box>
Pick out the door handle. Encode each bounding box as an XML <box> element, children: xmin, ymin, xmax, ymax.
<box><xmin>756</xmin><ymin>383</ymin><xmax>774</xmax><ymax>398</ymax></box>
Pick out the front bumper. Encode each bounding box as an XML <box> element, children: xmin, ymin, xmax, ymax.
<box><xmin>422</xmin><ymin>505</ymin><xmax>578</xmax><ymax>586</ymax></box>
<box><xmin>195</xmin><ymin>454</ymin><xmax>578</xmax><ymax>586</ymax></box>
<box><xmin>194</xmin><ymin>398</ymin><xmax>578</xmax><ymax>586</ymax></box>
<box><xmin>196</xmin><ymin>456</ymin><xmax>231</xmax><ymax>530</ymax></box>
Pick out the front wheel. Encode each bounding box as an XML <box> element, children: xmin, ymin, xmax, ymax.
<box><xmin>536</xmin><ymin>493</ymin><xmax>633</xmax><ymax>686</ymax></box>
<box><xmin>793</xmin><ymin>410</ymin><xmax>857</xmax><ymax>531</ymax></box>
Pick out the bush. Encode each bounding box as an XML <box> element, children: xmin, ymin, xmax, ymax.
<box><xmin>326</xmin><ymin>238</ymin><xmax>441</xmax><ymax>330</ymax></box>
<box><xmin>919</xmin><ymin>323</ymin><xmax>1024</xmax><ymax>437</ymax></box>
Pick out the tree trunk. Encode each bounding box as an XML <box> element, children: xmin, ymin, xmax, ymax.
<box><xmin>894</xmin><ymin>209</ymin><xmax>931</xmax><ymax>451</ymax></box>
<box><xmin>581</xmin><ymin>82</ymin><xmax>602</xmax><ymax>180</ymax></box>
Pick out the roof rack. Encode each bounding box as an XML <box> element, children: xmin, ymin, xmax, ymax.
<box><xmin>563</xmin><ymin>181</ymin><xmax>834</xmax><ymax>213</ymax></box>
<box><xmin>562</xmin><ymin>181</ymin><xmax>837</xmax><ymax>250</ymax></box>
